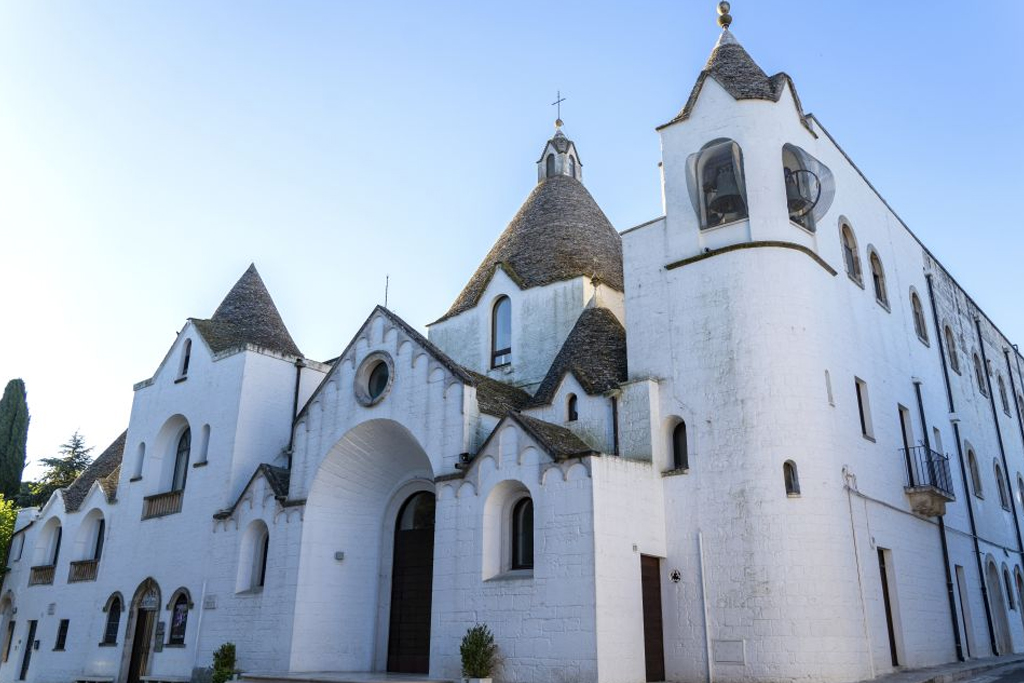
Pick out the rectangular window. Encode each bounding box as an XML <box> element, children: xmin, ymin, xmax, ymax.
<box><xmin>897</xmin><ymin>405</ymin><xmax>913</xmax><ymax>451</ymax></box>
<box><xmin>54</xmin><ymin>620</ymin><xmax>69</xmax><ymax>651</ymax></box>
<box><xmin>94</xmin><ymin>519</ymin><xmax>105</xmax><ymax>560</ymax></box>
<box><xmin>2</xmin><ymin>620</ymin><xmax>15</xmax><ymax>662</ymax></box>
<box><xmin>855</xmin><ymin>378</ymin><xmax>874</xmax><ymax>440</ymax></box>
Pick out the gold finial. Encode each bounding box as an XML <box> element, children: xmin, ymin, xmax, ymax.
<box><xmin>555</xmin><ymin>118</ymin><xmax>563</xmax><ymax>129</ymax></box>
<box><xmin>717</xmin><ymin>1</ymin><xmax>732</xmax><ymax>29</ymax></box>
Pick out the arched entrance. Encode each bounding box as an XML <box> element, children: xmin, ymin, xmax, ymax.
<box><xmin>986</xmin><ymin>560</ymin><xmax>1012</xmax><ymax>655</ymax></box>
<box><xmin>120</xmin><ymin>579</ymin><xmax>161</xmax><ymax>683</ymax></box>
<box><xmin>387</xmin><ymin>491</ymin><xmax>436</xmax><ymax>673</ymax></box>
<box><xmin>291</xmin><ymin>419</ymin><xmax>436</xmax><ymax>674</ymax></box>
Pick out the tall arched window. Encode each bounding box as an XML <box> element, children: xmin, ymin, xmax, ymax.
<box><xmin>911</xmin><ymin>292</ymin><xmax>928</xmax><ymax>342</ymax></box>
<box><xmin>996</xmin><ymin>462</ymin><xmax>1010</xmax><ymax>509</ymax></box>
<box><xmin>102</xmin><ymin>595</ymin><xmax>122</xmax><ymax>645</ymax></box>
<box><xmin>783</xmin><ymin>461</ymin><xmax>800</xmax><ymax>496</ymax></box>
<box><xmin>179</xmin><ymin>339</ymin><xmax>192</xmax><ymax>379</ymax></box>
<box><xmin>491</xmin><ymin>296</ymin><xmax>511</xmax><ymax>368</ymax></box>
<box><xmin>1005</xmin><ymin>567</ymin><xmax>1017</xmax><ymax>610</ymax></box>
<box><xmin>568</xmin><ymin>155</ymin><xmax>576</xmax><ymax>179</ymax></box>
<box><xmin>545</xmin><ymin>154</ymin><xmax>555</xmax><ymax>178</ymax></box>
<box><xmin>172</xmin><ymin>428</ymin><xmax>191</xmax><ymax>492</ymax></box>
<box><xmin>841</xmin><ymin>224</ymin><xmax>861</xmax><ymax>282</ymax></box>
<box><xmin>693</xmin><ymin>139</ymin><xmax>748</xmax><ymax>229</ymax></box>
<box><xmin>567</xmin><ymin>394</ymin><xmax>578</xmax><ymax>422</ymax></box>
<box><xmin>975</xmin><ymin>354</ymin><xmax>988</xmax><ymax>396</ymax></box>
<box><xmin>869</xmin><ymin>252</ymin><xmax>888</xmax><ymax>307</ymax></box>
<box><xmin>51</xmin><ymin>524</ymin><xmax>62</xmax><ymax>565</ymax></box>
<box><xmin>945</xmin><ymin>327</ymin><xmax>960</xmax><ymax>374</ymax></box>
<box><xmin>998</xmin><ymin>376</ymin><xmax>1010</xmax><ymax>414</ymax></box>
<box><xmin>672</xmin><ymin>421</ymin><xmax>688</xmax><ymax>471</ymax></box>
<box><xmin>168</xmin><ymin>591</ymin><xmax>190</xmax><ymax>645</ymax></box>
<box><xmin>93</xmin><ymin>518</ymin><xmax>105</xmax><ymax>561</ymax></box>
<box><xmin>968</xmin><ymin>450</ymin><xmax>983</xmax><ymax>497</ymax></box>
<box><xmin>511</xmin><ymin>498</ymin><xmax>533</xmax><ymax>570</ymax></box>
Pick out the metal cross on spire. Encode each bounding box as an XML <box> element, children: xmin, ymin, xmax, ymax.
<box><xmin>552</xmin><ymin>90</ymin><xmax>566</xmax><ymax>128</ymax></box>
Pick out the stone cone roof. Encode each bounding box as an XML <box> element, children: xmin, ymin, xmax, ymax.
<box><xmin>659</xmin><ymin>30</ymin><xmax>810</xmax><ymax>131</ymax></box>
<box><xmin>192</xmin><ymin>264</ymin><xmax>302</xmax><ymax>358</ymax></box>
<box><xmin>61</xmin><ymin>431</ymin><xmax>126</xmax><ymax>512</ymax></box>
<box><xmin>531</xmin><ymin>307</ymin><xmax>627</xmax><ymax>405</ymax></box>
<box><xmin>436</xmin><ymin>175</ymin><xmax>623</xmax><ymax>322</ymax></box>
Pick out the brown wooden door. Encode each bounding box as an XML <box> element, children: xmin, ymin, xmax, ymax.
<box><xmin>127</xmin><ymin>609</ymin><xmax>155</xmax><ymax>683</ymax></box>
<box><xmin>640</xmin><ymin>555</ymin><xmax>666</xmax><ymax>682</ymax></box>
<box><xmin>387</xmin><ymin>493</ymin><xmax>435</xmax><ymax>674</ymax></box>
<box><xmin>18</xmin><ymin>621</ymin><xmax>36</xmax><ymax>681</ymax></box>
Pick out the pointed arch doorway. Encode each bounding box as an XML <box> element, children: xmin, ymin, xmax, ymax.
<box><xmin>386</xmin><ymin>491</ymin><xmax>436</xmax><ymax>674</ymax></box>
<box><xmin>121</xmin><ymin>579</ymin><xmax>161</xmax><ymax>683</ymax></box>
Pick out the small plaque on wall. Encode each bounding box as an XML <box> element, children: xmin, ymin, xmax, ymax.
<box><xmin>713</xmin><ymin>639</ymin><xmax>746</xmax><ymax>665</ymax></box>
<box><xmin>203</xmin><ymin>595</ymin><xmax>217</xmax><ymax>610</ymax></box>
<box><xmin>154</xmin><ymin>622</ymin><xmax>165</xmax><ymax>653</ymax></box>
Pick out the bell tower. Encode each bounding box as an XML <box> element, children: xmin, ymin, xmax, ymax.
<box><xmin>537</xmin><ymin>121</ymin><xmax>583</xmax><ymax>183</ymax></box>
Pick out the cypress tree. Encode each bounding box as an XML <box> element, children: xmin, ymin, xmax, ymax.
<box><xmin>0</xmin><ymin>380</ymin><xmax>29</xmax><ymax>500</ymax></box>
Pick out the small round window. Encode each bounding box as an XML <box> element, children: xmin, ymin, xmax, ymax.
<box><xmin>368</xmin><ymin>361</ymin><xmax>389</xmax><ymax>400</ymax></box>
<box><xmin>354</xmin><ymin>351</ymin><xmax>394</xmax><ymax>407</ymax></box>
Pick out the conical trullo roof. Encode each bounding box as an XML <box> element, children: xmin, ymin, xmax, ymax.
<box><xmin>437</xmin><ymin>174</ymin><xmax>623</xmax><ymax>322</ymax></box>
<box><xmin>659</xmin><ymin>30</ymin><xmax>810</xmax><ymax>131</ymax></box>
<box><xmin>192</xmin><ymin>264</ymin><xmax>302</xmax><ymax>357</ymax></box>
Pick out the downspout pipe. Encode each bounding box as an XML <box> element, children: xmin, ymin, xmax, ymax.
<box><xmin>974</xmin><ymin>318</ymin><xmax>1024</xmax><ymax>562</ymax></box>
<box><xmin>927</xmin><ymin>274</ymin><xmax>998</xmax><ymax>656</ymax></box>
<box><xmin>914</xmin><ymin>379</ymin><xmax>964</xmax><ymax>661</ymax></box>
<box><xmin>286</xmin><ymin>357</ymin><xmax>306</xmax><ymax>469</ymax></box>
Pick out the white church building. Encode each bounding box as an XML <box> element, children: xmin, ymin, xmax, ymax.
<box><xmin>4</xmin><ymin>5</ymin><xmax>1024</xmax><ymax>683</ymax></box>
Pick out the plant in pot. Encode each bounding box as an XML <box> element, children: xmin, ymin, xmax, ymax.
<box><xmin>460</xmin><ymin>624</ymin><xmax>498</xmax><ymax>683</ymax></box>
<box><xmin>211</xmin><ymin>642</ymin><xmax>237</xmax><ymax>683</ymax></box>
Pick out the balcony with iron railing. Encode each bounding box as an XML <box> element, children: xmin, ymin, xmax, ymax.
<box><xmin>29</xmin><ymin>564</ymin><xmax>55</xmax><ymax>586</ymax></box>
<box><xmin>68</xmin><ymin>559</ymin><xmax>99</xmax><ymax>583</ymax></box>
<box><xmin>142</xmin><ymin>489</ymin><xmax>184</xmax><ymax>520</ymax></box>
<box><xmin>902</xmin><ymin>445</ymin><xmax>955</xmax><ymax>516</ymax></box>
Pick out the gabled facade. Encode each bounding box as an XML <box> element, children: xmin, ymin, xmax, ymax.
<box><xmin>4</xmin><ymin>9</ymin><xmax>1024</xmax><ymax>683</ymax></box>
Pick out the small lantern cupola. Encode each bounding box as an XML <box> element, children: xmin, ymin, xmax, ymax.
<box><xmin>537</xmin><ymin>121</ymin><xmax>583</xmax><ymax>184</ymax></box>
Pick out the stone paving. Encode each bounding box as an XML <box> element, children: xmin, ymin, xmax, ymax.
<box><xmin>856</xmin><ymin>655</ymin><xmax>1024</xmax><ymax>683</ymax></box>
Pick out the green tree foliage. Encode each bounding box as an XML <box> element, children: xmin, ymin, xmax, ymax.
<box><xmin>18</xmin><ymin>431</ymin><xmax>93</xmax><ymax>508</ymax></box>
<box><xmin>211</xmin><ymin>642</ymin><xmax>236</xmax><ymax>683</ymax></box>
<box><xmin>0</xmin><ymin>495</ymin><xmax>16</xmax><ymax>572</ymax></box>
<box><xmin>460</xmin><ymin>623</ymin><xmax>498</xmax><ymax>678</ymax></box>
<box><xmin>0</xmin><ymin>379</ymin><xmax>30</xmax><ymax>500</ymax></box>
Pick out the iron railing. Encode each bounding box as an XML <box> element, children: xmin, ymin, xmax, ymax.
<box><xmin>29</xmin><ymin>564</ymin><xmax>55</xmax><ymax>586</ymax></box>
<box><xmin>68</xmin><ymin>559</ymin><xmax>99</xmax><ymax>583</ymax></box>
<box><xmin>142</xmin><ymin>489</ymin><xmax>184</xmax><ymax>519</ymax></box>
<box><xmin>902</xmin><ymin>445</ymin><xmax>955</xmax><ymax>499</ymax></box>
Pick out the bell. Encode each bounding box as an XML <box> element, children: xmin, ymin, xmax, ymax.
<box><xmin>708</xmin><ymin>164</ymin><xmax>742</xmax><ymax>215</ymax></box>
<box><xmin>785</xmin><ymin>168</ymin><xmax>820</xmax><ymax>217</ymax></box>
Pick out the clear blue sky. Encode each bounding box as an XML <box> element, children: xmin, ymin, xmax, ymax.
<box><xmin>1</xmin><ymin>1</ymin><xmax>1021</xmax><ymax>478</ymax></box>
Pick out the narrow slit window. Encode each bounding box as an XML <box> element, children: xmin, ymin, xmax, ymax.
<box><xmin>672</xmin><ymin>421</ymin><xmax>688</xmax><ymax>471</ymax></box>
<box><xmin>491</xmin><ymin>296</ymin><xmax>511</xmax><ymax>368</ymax></box>
<box><xmin>102</xmin><ymin>597</ymin><xmax>121</xmax><ymax>645</ymax></box>
<box><xmin>996</xmin><ymin>462</ymin><xmax>1010</xmax><ymax>509</ymax></box>
<box><xmin>179</xmin><ymin>339</ymin><xmax>192</xmax><ymax>378</ymax></box>
<box><xmin>93</xmin><ymin>518</ymin><xmax>105</xmax><ymax>561</ymax></box>
<box><xmin>974</xmin><ymin>354</ymin><xmax>988</xmax><ymax>396</ymax></box>
<box><xmin>545</xmin><ymin>154</ymin><xmax>555</xmax><ymax>178</ymax></box>
<box><xmin>172</xmin><ymin>428</ymin><xmax>191</xmax><ymax>491</ymax></box>
<box><xmin>911</xmin><ymin>292</ymin><xmax>928</xmax><ymax>342</ymax></box>
<box><xmin>54</xmin><ymin>620</ymin><xmax>69</xmax><ymax>651</ymax></box>
<box><xmin>968</xmin><ymin>450</ymin><xmax>983</xmax><ymax>497</ymax></box>
<box><xmin>567</xmin><ymin>394</ymin><xmax>578</xmax><ymax>422</ymax></box>
<box><xmin>784</xmin><ymin>461</ymin><xmax>800</xmax><ymax>496</ymax></box>
<box><xmin>841</xmin><ymin>224</ymin><xmax>861</xmax><ymax>282</ymax></box>
<box><xmin>855</xmin><ymin>378</ymin><xmax>873</xmax><ymax>439</ymax></box>
<box><xmin>945</xmin><ymin>327</ymin><xmax>960</xmax><ymax>374</ymax></box>
<box><xmin>869</xmin><ymin>252</ymin><xmax>888</xmax><ymax>307</ymax></box>
<box><xmin>511</xmin><ymin>497</ymin><xmax>534</xmax><ymax>570</ymax></box>
<box><xmin>998</xmin><ymin>376</ymin><xmax>1010</xmax><ymax>414</ymax></box>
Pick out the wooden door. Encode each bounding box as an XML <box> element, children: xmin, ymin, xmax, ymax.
<box><xmin>127</xmin><ymin>610</ymin><xmax>156</xmax><ymax>683</ymax></box>
<box><xmin>387</xmin><ymin>493</ymin><xmax>435</xmax><ymax>674</ymax></box>
<box><xmin>877</xmin><ymin>549</ymin><xmax>899</xmax><ymax>666</ymax></box>
<box><xmin>18</xmin><ymin>621</ymin><xmax>36</xmax><ymax>681</ymax></box>
<box><xmin>640</xmin><ymin>555</ymin><xmax>666</xmax><ymax>682</ymax></box>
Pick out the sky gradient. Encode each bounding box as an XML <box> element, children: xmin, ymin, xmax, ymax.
<box><xmin>1</xmin><ymin>1</ymin><xmax>1022</xmax><ymax>478</ymax></box>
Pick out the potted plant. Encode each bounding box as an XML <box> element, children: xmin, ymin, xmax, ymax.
<box><xmin>211</xmin><ymin>642</ymin><xmax>237</xmax><ymax>683</ymax></box>
<box><xmin>460</xmin><ymin>624</ymin><xmax>498</xmax><ymax>683</ymax></box>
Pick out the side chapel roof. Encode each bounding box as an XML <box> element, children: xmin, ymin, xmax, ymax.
<box><xmin>192</xmin><ymin>264</ymin><xmax>302</xmax><ymax>358</ymax></box>
<box><xmin>532</xmin><ymin>307</ymin><xmax>627</xmax><ymax>405</ymax></box>
<box><xmin>62</xmin><ymin>430</ymin><xmax>126</xmax><ymax>512</ymax></box>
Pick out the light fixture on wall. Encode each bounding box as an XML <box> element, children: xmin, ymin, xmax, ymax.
<box><xmin>334</xmin><ymin>551</ymin><xmax>345</xmax><ymax>562</ymax></box>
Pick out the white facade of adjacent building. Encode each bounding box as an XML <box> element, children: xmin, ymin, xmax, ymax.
<box><xmin>3</xmin><ymin>16</ymin><xmax>1024</xmax><ymax>683</ymax></box>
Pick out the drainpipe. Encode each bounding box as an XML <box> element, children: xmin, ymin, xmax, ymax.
<box><xmin>926</xmin><ymin>274</ymin><xmax>997</xmax><ymax>656</ymax></box>
<box><xmin>974</xmin><ymin>318</ymin><xmax>1024</xmax><ymax>563</ymax></box>
<box><xmin>286</xmin><ymin>358</ymin><xmax>305</xmax><ymax>469</ymax></box>
<box><xmin>610</xmin><ymin>395</ymin><xmax>620</xmax><ymax>456</ymax></box>
<box><xmin>914</xmin><ymin>379</ymin><xmax>964</xmax><ymax>661</ymax></box>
